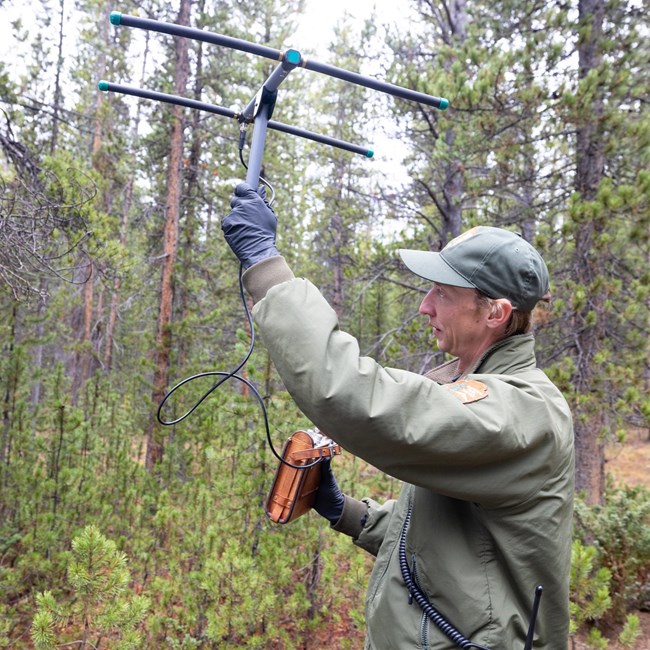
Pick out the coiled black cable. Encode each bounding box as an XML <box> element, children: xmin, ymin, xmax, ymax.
<box><xmin>156</xmin><ymin>262</ymin><xmax>254</xmax><ymax>426</ymax></box>
<box><xmin>156</xmin><ymin>262</ymin><xmax>323</xmax><ymax>471</ymax></box>
<box><xmin>155</xmin><ymin>144</ymin><xmax>319</xmax><ymax>470</ymax></box>
<box><xmin>398</xmin><ymin>504</ymin><xmax>491</xmax><ymax>650</ymax></box>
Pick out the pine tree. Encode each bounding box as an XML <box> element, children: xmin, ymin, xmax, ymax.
<box><xmin>303</xmin><ymin>15</ymin><xmax>378</xmax><ymax>319</ymax></box>
<box><xmin>545</xmin><ymin>0</ymin><xmax>650</xmax><ymax>503</ymax></box>
<box><xmin>31</xmin><ymin>526</ymin><xmax>150</xmax><ymax>650</ymax></box>
<box><xmin>145</xmin><ymin>0</ymin><xmax>192</xmax><ymax>470</ymax></box>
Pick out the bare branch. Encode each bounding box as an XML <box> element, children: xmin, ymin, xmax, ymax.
<box><xmin>0</xmin><ymin>113</ymin><xmax>97</xmax><ymax>300</ymax></box>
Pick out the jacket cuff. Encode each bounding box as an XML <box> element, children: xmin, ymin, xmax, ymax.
<box><xmin>242</xmin><ymin>256</ymin><xmax>295</xmax><ymax>304</ymax></box>
<box><xmin>332</xmin><ymin>496</ymin><xmax>368</xmax><ymax>539</ymax></box>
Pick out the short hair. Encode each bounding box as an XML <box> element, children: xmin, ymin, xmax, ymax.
<box><xmin>475</xmin><ymin>291</ymin><xmax>533</xmax><ymax>337</ymax></box>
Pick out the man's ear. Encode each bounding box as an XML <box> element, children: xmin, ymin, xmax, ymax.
<box><xmin>486</xmin><ymin>299</ymin><xmax>513</xmax><ymax>329</ymax></box>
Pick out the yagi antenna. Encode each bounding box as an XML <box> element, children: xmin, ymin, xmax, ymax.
<box><xmin>99</xmin><ymin>11</ymin><xmax>449</xmax><ymax>186</ymax></box>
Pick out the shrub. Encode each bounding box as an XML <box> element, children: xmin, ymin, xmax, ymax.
<box><xmin>574</xmin><ymin>482</ymin><xmax>650</xmax><ymax>622</ymax></box>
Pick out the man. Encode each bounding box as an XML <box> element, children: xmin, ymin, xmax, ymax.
<box><xmin>222</xmin><ymin>183</ymin><xmax>575</xmax><ymax>650</ymax></box>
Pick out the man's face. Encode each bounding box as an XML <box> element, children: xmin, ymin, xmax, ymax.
<box><xmin>419</xmin><ymin>282</ymin><xmax>493</xmax><ymax>369</ymax></box>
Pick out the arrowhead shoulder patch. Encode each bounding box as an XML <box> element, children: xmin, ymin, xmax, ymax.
<box><xmin>442</xmin><ymin>379</ymin><xmax>489</xmax><ymax>404</ymax></box>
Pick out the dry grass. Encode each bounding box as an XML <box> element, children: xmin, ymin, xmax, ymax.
<box><xmin>607</xmin><ymin>430</ymin><xmax>650</xmax><ymax>490</ymax></box>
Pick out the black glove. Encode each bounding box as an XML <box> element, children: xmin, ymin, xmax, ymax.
<box><xmin>314</xmin><ymin>458</ymin><xmax>345</xmax><ymax>525</ymax></box>
<box><xmin>221</xmin><ymin>182</ymin><xmax>279</xmax><ymax>268</ymax></box>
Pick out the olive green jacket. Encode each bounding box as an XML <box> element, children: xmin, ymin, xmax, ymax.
<box><xmin>243</xmin><ymin>257</ymin><xmax>575</xmax><ymax>650</ymax></box>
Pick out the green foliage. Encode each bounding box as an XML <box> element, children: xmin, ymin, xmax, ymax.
<box><xmin>31</xmin><ymin>592</ymin><xmax>63</xmax><ymax>650</ymax></box>
<box><xmin>574</xmin><ymin>483</ymin><xmax>650</xmax><ymax>621</ymax></box>
<box><xmin>569</xmin><ymin>483</ymin><xmax>650</xmax><ymax>645</ymax></box>
<box><xmin>618</xmin><ymin>613</ymin><xmax>641</xmax><ymax>647</ymax></box>
<box><xmin>1</xmin><ymin>335</ymin><xmax>369</xmax><ymax>647</ymax></box>
<box><xmin>586</xmin><ymin>626</ymin><xmax>609</xmax><ymax>650</ymax></box>
<box><xmin>0</xmin><ymin>603</ymin><xmax>13</xmax><ymax>648</ymax></box>
<box><xmin>1</xmin><ymin>0</ymin><xmax>649</xmax><ymax>647</ymax></box>
<box><xmin>569</xmin><ymin>540</ymin><xmax>612</xmax><ymax>634</ymax></box>
<box><xmin>31</xmin><ymin>526</ymin><xmax>150</xmax><ymax>649</ymax></box>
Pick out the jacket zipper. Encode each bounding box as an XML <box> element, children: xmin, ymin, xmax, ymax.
<box><xmin>369</xmin><ymin>517</ymin><xmax>405</xmax><ymax>604</ymax></box>
<box><xmin>411</xmin><ymin>552</ymin><xmax>430</xmax><ymax>648</ymax></box>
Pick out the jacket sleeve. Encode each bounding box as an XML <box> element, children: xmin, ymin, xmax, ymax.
<box><xmin>243</xmin><ymin>259</ymin><xmax>573</xmax><ymax>509</ymax></box>
<box><xmin>334</xmin><ymin>496</ymin><xmax>397</xmax><ymax>558</ymax></box>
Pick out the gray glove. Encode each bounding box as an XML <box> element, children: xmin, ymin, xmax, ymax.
<box><xmin>314</xmin><ymin>458</ymin><xmax>345</xmax><ymax>525</ymax></box>
<box><xmin>221</xmin><ymin>182</ymin><xmax>279</xmax><ymax>268</ymax></box>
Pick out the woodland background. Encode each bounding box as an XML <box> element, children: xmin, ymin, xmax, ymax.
<box><xmin>1</xmin><ymin>0</ymin><xmax>649</xmax><ymax>647</ymax></box>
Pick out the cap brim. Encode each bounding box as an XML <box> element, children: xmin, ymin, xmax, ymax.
<box><xmin>398</xmin><ymin>249</ymin><xmax>475</xmax><ymax>289</ymax></box>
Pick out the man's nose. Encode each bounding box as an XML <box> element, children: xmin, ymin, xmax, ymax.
<box><xmin>419</xmin><ymin>289</ymin><xmax>436</xmax><ymax>315</ymax></box>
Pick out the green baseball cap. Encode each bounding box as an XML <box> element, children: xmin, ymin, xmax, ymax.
<box><xmin>399</xmin><ymin>226</ymin><xmax>550</xmax><ymax>311</ymax></box>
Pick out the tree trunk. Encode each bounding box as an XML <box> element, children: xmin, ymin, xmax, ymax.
<box><xmin>1</xmin><ymin>302</ymin><xmax>18</xmax><ymax>471</ymax></box>
<box><xmin>441</xmin><ymin>0</ymin><xmax>466</xmax><ymax>244</ymax></box>
<box><xmin>30</xmin><ymin>280</ymin><xmax>48</xmax><ymax>415</ymax></box>
<box><xmin>105</xmin><ymin>181</ymin><xmax>130</xmax><ymax>371</ymax></box>
<box><xmin>67</xmin><ymin>0</ymin><xmax>98</xmax><ymax>403</ymax></box>
<box><xmin>146</xmin><ymin>0</ymin><xmax>191</xmax><ymax>472</ymax></box>
<box><xmin>441</xmin><ymin>126</ymin><xmax>464</xmax><ymax>243</ymax></box>
<box><xmin>50</xmin><ymin>0</ymin><xmax>65</xmax><ymax>154</ymax></box>
<box><xmin>414</xmin><ymin>0</ymin><xmax>467</xmax><ymax>247</ymax></box>
<box><xmin>178</xmin><ymin>25</ymin><xmax>204</xmax><ymax>372</ymax></box>
<box><xmin>72</xmin><ymin>261</ymin><xmax>95</xmax><ymax>403</ymax></box>
<box><xmin>104</xmin><ymin>28</ymin><xmax>150</xmax><ymax>371</ymax></box>
<box><xmin>330</xmin><ymin>157</ymin><xmax>347</xmax><ymax>320</ymax></box>
<box><xmin>573</xmin><ymin>0</ymin><xmax>606</xmax><ymax>503</ymax></box>
<box><xmin>72</xmin><ymin>5</ymin><xmax>109</xmax><ymax>401</ymax></box>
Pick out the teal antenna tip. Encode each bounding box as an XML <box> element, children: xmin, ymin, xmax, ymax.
<box><xmin>439</xmin><ymin>98</ymin><xmax>449</xmax><ymax>110</ymax></box>
<box><xmin>109</xmin><ymin>11</ymin><xmax>121</xmax><ymax>25</ymax></box>
<box><xmin>366</xmin><ymin>150</ymin><xmax>374</xmax><ymax>158</ymax></box>
<box><xmin>98</xmin><ymin>81</ymin><xmax>109</xmax><ymax>92</ymax></box>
